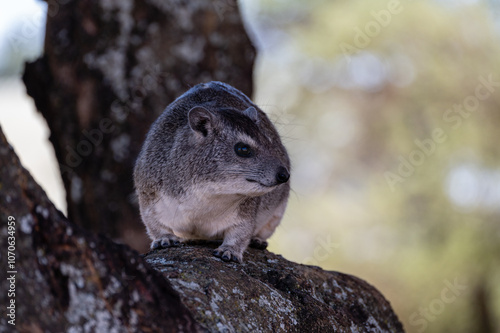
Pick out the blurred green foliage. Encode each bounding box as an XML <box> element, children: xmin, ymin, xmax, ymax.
<box><xmin>243</xmin><ymin>0</ymin><xmax>500</xmax><ymax>331</ymax></box>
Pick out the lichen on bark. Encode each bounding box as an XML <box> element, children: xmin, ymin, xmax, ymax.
<box><xmin>144</xmin><ymin>241</ymin><xmax>405</xmax><ymax>333</ymax></box>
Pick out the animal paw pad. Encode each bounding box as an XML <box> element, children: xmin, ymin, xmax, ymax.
<box><xmin>249</xmin><ymin>238</ymin><xmax>268</xmax><ymax>250</ymax></box>
<box><xmin>213</xmin><ymin>248</ymin><xmax>242</xmax><ymax>263</ymax></box>
<box><xmin>151</xmin><ymin>236</ymin><xmax>181</xmax><ymax>249</ymax></box>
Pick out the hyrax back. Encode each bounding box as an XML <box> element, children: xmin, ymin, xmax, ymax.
<box><xmin>134</xmin><ymin>81</ymin><xmax>290</xmax><ymax>262</ymax></box>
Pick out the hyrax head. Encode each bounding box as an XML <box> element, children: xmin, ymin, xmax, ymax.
<box><xmin>187</xmin><ymin>105</ymin><xmax>290</xmax><ymax>196</ymax></box>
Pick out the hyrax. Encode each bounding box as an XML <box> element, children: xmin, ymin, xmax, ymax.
<box><xmin>134</xmin><ymin>81</ymin><xmax>290</xmax><ymax>263</ymax></box>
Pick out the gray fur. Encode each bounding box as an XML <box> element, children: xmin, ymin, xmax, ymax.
<box><xmin>134</xmin><ymin>81</ymin><xmax>290</xmax><ymax>263</ymax></box>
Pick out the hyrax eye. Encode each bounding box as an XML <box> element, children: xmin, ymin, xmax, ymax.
<box><xmin>234</xmin><ymin>142</ymin><xmax>253</xmax><ymax>158</ymax></box>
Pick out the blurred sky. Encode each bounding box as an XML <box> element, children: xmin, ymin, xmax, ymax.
<box><xmin>0</xmin><ymin>0</ymin><xmax>66</xmax><ymax>211</ymax></box>
<box><xmin>0</xmin><ymin>0</ymin><xmax>45</xmax><ymax>75</ymax></box>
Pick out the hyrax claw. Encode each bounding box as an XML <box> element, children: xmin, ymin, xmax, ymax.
<box><xmin>249</xmin><ymin>238</ymin><xmax>268</xmax><ymax>250</ymax></box>
<box><xmin>213</xmin><ymin>247</ymin><xmax>243</xmax><ymax>263</ymax></box>
<box><xmin>151</xmin><ymin>235</ymin><xmax>181</xmax><ymax>249</ymax></box>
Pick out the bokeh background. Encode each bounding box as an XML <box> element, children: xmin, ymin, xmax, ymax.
<box><xmin>1</xmin><ymin>0</ymin><xmax>499</xmax><ymax>332</ymax></box>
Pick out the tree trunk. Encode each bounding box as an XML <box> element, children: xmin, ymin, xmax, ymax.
<box><xmin>145</xmin><ymin>242</ymin><xmax>405</xmax><ymax>332</ymax></box>
<box><xmin>23</xmin><ymin>0</ymin><xmax>255</xmax><ymax>252</ymax></box>
<box><xmin>0</xmin><ymin>127</ymin><xmax>203</xmax><ymax>332</ymax></box>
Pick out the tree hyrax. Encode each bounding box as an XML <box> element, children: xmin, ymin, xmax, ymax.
<box><xmin>134</xmin><ymin>81</ymin><xmax>290</xmax><ymax>262</ymax></box>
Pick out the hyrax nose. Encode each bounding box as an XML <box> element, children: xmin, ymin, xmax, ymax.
<box><xmin>276</xmin><ymin>166</ymin><xmax>290</xmax><ymax>184</ymax></box>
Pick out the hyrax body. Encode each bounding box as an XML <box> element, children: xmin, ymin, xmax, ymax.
<box><xmin>134</xmin><ymin>81</ymin><xmax>290</xmax><ymax>263</ymax></box>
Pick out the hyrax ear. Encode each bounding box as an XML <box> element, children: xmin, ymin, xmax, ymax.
<box><xmin>188</xmin><ymin>106</ymin><xmax>216</xmax><ymax>137</ymax></box>
<box><xmin>243</xmin><ymin>106</ymin><xmax>259</xmax><ymax>124</ymax></box>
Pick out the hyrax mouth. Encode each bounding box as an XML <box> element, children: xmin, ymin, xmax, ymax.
<box><xmin>245</xmin><ymin>178</ymin><xmax>274</xmax><ymax>187</ymax></box>
<box><xmin>245</xmin><ymin>166</ymin><xmax>290</xmax><ymax>187</ymax></box>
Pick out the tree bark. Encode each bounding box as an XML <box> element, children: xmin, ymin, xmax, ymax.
<box><xmin>0</xmin><ymin>127</ymin><xmax>203</xmax><ymax>332</ymax></box>
<box><xmin>145</xmin><ymin>242</ymin><xmax>405</xmax><ymax>332</ymax></box>
<box><xmin>23</xmin><ymin>0</ymin><xmax>255</xmax><ymax>252</ymax></box>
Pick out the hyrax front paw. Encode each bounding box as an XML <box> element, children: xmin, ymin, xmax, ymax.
<box><xmin>151</xmin><ymin>234</ymin><xmax>181</xmax><ymax>249</ymax></box>
<box><xmin>249</xmin><ymin>238</ymin><xmax>268</xmax><ymax>250</ymax></box>
<box><xmin>213</xmin><ymin>245</ymin><xmax>243</xmax><ymax>263</ymax></box>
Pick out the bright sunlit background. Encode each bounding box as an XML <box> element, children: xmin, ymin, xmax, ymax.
<box><xmin>1</xmin><ymin>0</ymin><xmax>500</xmax><ymax>332</ymax></box>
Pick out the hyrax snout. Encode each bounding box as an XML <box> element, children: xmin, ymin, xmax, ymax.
<box><xmin>134</xmin><ymin>81</ymin><xmax>290</xmax><ymax>263</ymax></box>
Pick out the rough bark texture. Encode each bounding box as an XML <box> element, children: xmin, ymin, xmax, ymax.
<box><xmin>22</xmin><ymin>0</ymin><xmax>255</xmax><ymax>252</ymax></box>
<box><xmin>145</xmin><ymin>243</ymin><xmax>404</xmax><ymax>332</ymax></box>
<box><xmin>0</xmin><ymin>127</ymin><xmax>203</xmax><ymax>332</ymax></box>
